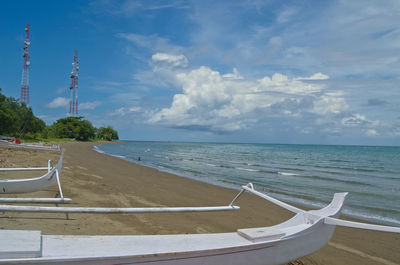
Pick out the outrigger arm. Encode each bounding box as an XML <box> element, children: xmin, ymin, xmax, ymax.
<box><xmin>240</xmin><ymin>183</ymin><xmax>400</xmax><ymax>234</ymax></box>
<box><xmin>325</xmin><ymin>217</ymin><xmax>400</xmax><ymax>233</ymax></box>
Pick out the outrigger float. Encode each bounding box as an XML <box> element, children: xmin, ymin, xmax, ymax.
<box><xmin>0</xmin><ymin>149</ymin><xmax>70</xmax><ymax>203</ymax></box>
<box><xmin>0</xmin><ymin>183</ymin><xmax>399</xmax><ymax>265</ymax></box>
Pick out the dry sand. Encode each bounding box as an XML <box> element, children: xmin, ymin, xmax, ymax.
<box><xmin>0</xmin><ymin>142</ymin><xmax>399</xmax><ymax>265</ymax></box>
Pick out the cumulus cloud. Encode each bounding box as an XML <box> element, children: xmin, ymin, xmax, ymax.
<box><xmin>313</xmin><ymin>92</ymin><xmax>348</xmax><ymax>115</ymax></box>
<box><xmin>133</xmin><ymin>53</ymin><xmax>190</xmax><ymax>89</ymax></box>
<box><xmin>79</xmin><ymin>101</ymin><xmax>102</xmax><ymax>110</ymax></box>
<box><xmin>46</xmin><ymin>97</ymin><xmax>69</xmax><ymax>108</ymax></box>
<box><xmin>149</xmin><ymin>65</ymin><xmax>338</xmax><ymax>132</ymax></box>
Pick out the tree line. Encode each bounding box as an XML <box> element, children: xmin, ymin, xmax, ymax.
<box><xmin>0</xmin><ymin>89</ymin><xmax>118</xmax><ymax>141</ymax></box>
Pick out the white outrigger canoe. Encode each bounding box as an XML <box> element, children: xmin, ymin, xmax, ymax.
<box><xmin>1</xmin><ymin>183</ymin><xmax>399</xmax><ymax>265</ymax></box>
<box><xmin>0</xmin><ymin>149</ymin><xmax>70</xmax><ymax>203</ymax></box>
<box><xmin>0</xmin><ymin>140</ymin><xmax>60</xmax><ymax>151</ymax></box>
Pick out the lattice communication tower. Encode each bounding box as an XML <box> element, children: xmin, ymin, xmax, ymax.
<box><xmin>20</xmin><ymin>23</ymin><xmax>31</xmax><ymax>104</ymax></box>
<box><xmin>69</xmin><ymin>50</ymin><xmax>79</xmax><ymax>116</ymax></box>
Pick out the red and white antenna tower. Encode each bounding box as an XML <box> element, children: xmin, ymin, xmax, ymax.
<box><xmin>20</xmin><ymin>23</ymin><xmax>31</xmax><ymax>105</ymax></box>
<box><xmin>69</xmin><ymin>50</ymin><xmax>79</xmax><ymax>116</ymax></box>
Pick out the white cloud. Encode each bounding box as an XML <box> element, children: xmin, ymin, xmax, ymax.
<box><xmin>152</xmin><ymin>53</ymin><xmax>188</xmax><ymax>68</ymax></box>
<box><xmin>149</xmin><ymin>66</ymin><xmax>335</xmax><ymax>132</ymax></box>
<box><xmin>366</xmin><ymin>129</ymin><xmax>379</xmax><ymax>136</ymax></box>
<box><xmin>117</xmin><ymin>33</ymin><xmax>182</xmax><ymax>55</ymax></box>
<box><xmin>296</xmin><ymin>72</ymin><xmax>329</xmax><ymax>81</ymax></box>
<box><xmin>222</xmin><ymin>68</ymin><xmax>243</xmax><ymax>80</ymax></box>
<box><xmin>79</xmin><ymin>101</ymin><xmax>102</xmax><ymax>110</ymax></box>
<box><xmin>110</xmin><ymin>106</ymin><xmax>141</xmax><ymax>116</ymax></box>
<box><xmin>341</xmin><ymin>113</ymin><xmax>370</xmax><ymax>127</ymax></box>
<box><xmin>89</xmin><ymin>0</ymin><xmax>188</xmax><ymax>16</ymax></box>
<box><xmin>46</xmin><ymin>98</ymin><xmax>101</xmax><ymax>111</ymax></box>
<box><xmin>313</xmin><ymin>92</ymin><xmax>348</xmax><ymax>115</ymax></box>
<box><xmin>46</xmin><ymin>97</ymin><xmax>69</xmax><ymax>108</ymax></box>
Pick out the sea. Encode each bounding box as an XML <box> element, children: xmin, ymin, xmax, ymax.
<box><xmin>93</xmin><ymin>142</ymin><xmax>400</xmax><ymax>226</ymax></box>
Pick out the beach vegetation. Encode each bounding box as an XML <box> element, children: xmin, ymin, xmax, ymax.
<box><xmin>46</xmin><ymin>116</ymin><xmax>96</xmax><ymax>141</ymax></box>
<box><xmin>0</xmin><ymin>89</ymin><xmax>118</xmax><ymax>141</ymax></box>
<box><xmin>0</xmin><ymin>88</ymin><xmax>45</xmax><ymax>137</ymax></box>
<box><xmin>95</xmin><ymin>126</ymin><xmax>119</xmax><ymax>141</ymax></box>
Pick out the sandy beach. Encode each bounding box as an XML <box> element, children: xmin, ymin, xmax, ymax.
<box><xmin>0</xmin><ymin>142</ymin><xmax>399</xmax><ymax>265</ymax></box>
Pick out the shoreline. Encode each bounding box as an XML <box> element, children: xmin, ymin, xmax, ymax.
<box><xmin>0</xmin><ymin>142</ymin><xmax>399</xmax><ymax>265</ymax></box>
<box><xmin>93</xmin><ymin>142</ymin><xmax>400</xmax><ymax>227</ymax></box>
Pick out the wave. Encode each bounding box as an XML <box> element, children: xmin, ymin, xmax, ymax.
<box><xmin>110</xmin><ymin>154</ymin><xmax>126</xmax><ymax>159</ymax></box>
<box><xmin>342</xmin><ymin>208</ymin><xmax>400</xmax><ymax>226</ymax></box>
<box><xmin>278</xmin><ymin>167</ymin><xmax>306</xmax><ymax>172</ymax></box>
<box><xmin>277</xmin><ymin>171</ymin><xmax>300</xmax><ymax>176</ymax></box>
<box><xmin>236</xmin><ymin>167</ymin><xmax>260</xmax><ymax>172</ymax></box>
<box><xmin>92</xmin><ymin>145</ymin><xmax>105</xmax><ymax>154</ymax></box>
<box><xmin>314</xmin><ymin>164</ymin><xmax>378</xmax><ymax>173</ymax></box>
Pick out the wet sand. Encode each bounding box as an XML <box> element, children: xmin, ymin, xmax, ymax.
<box><xmin>0</xmin><ymin>142</ymin><xmax>399</xmax><ymax>265</ymax></box>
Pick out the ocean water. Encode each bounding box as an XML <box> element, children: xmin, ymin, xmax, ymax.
<box><xmin>94</xmin><ymin>142</ymin><xmax>400</xmax><ymax>226</ymax></box>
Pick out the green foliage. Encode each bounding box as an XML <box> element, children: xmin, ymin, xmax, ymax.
<box><xmin>96</xmin><ymin>126</ymin><xmax>119</xmax><ymax>141</ymax></box>
<box><xmin>48</xmin><ymin>116</ymin><xmax>96</xmax><ymax>141</ymax></box>
<box><xmin>0</xmin><ymin>89</ymin><xmax>118</xmax><ymax>141</ymax></box>
<box><xmin>0</xmin><ymin>88</ymin><xmax>45</xmax><ymax>137</ymax></box>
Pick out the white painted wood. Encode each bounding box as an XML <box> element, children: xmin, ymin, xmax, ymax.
<box><xmin>0</xmin><ymin>167</ymin><xmax>49</xmax><ymax>171</ymax></box>
<box><xmin>3</xmin><ymin>142</ymin><xmax>60</xmax><ymax>151</ymax></box>
<box><xmin>237</xmin><ymin>227</ymin><xmax>286</xmax><ymax>242</ymax></box>
<box><xmin>242</xmin><ymin>183</ymin><xmax>304</xmax><ymax>214</ymax></box>
<box><xmin>0</xmin><ymin>205</ymin><xmax>239</xmax><ymax>213</ymax></box>
<box><xmin>1</xmin><ymin>185</ymin><xmax>398</xmax><ymax>264</ymax></box>
<box><xmin>324</xmin><ymin>217</ymin><xmax>400</xmax><ymax>233</ymax></box>
<box><xmin>55</xmin><ymin>169</ymin><xmax>64</xmax><ymax>199</ymax></box>
<box><xmin>0</xmin><ymin>198</ymin><xmax>71</xmax><ymax>203</ymax></box>
<box><xmin>0</xmin><ymin>230</ymin><xmax>41</xmax><ymax>259</ymax></box>
<box><xmin>0</xmin><ymin>149</ymin><xmax>65</xmax><ymax>194</ymax></box>
<box><xmin>0</xmin><ymin>185</ymin><xmax>350</xmax><ymax>264</ymax></box>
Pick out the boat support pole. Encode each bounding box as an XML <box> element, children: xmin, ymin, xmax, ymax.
<box><xmin>0</xmin><ymin>198</ymin><xmax>72</xmax><ymax>203</ymax></box>
<box><xmin>54</xmin><ymin>168</ymin><xmax>69</xmax><ymax>219</ymax></box>
<box><xmin>242</xmin><ymin>183</ymin><xmax>304</xmax><ymax>214</ymax></box>
<box><xmin>0</xmin><ymin>167</ymin><xmax>51</xmax><ymax>171</ymax></box>
<box><xmin>324</xmin><ymin>217</ymin><xmax>400</xmax><ymax>233</ymax></box>
<box><xmin>0</xmin><ymin>205</ymin><xmax>240</xmax><ymax>214</ymax></box>
<box><xmin>229</xmin><ymin>188</ymin><xmax>246</xmax><ymax>207</ymax></box>
<box><xmin>55</xmin><ymin>169</ymin><xmax>64</xmax><ymax>200</ymax></box>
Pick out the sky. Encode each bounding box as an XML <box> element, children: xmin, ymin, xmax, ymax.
<box><xmin>1</xmin><ymin>0</ymin><xmax>400</xmax><ymax>145</ymax></box>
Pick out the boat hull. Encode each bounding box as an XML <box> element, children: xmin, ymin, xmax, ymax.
<box><xmin>0</xmin><ymin>221</ymin><xmax>336</xmax><ymax>265</ymax></box>
<box><xmin>0</xmin><ymin>150</ymin><xmax>64</xmax><ymax>194</ymax></box>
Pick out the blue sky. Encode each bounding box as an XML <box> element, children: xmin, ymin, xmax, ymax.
<box><xmin>1</xmin><ymin>0</ymin><xmax>399</xmax><ymax>145</ymax></box>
